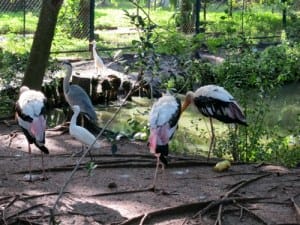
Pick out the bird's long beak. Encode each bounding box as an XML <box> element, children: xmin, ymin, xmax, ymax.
<box><xmin>181</xmin><ymin>98</ymin><xmax>191</xmax><ymax>113</ymax></box>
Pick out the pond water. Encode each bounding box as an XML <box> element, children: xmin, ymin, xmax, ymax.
<box><xmin>46</xmin><ymin>82</ymin><xmax>300</xmax><ymax>158</ymax></box>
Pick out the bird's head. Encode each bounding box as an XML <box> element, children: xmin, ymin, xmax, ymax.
<box><xmin>62</xmin><ymin>60</ymin><xmax>72</xmax><ymax>68</ymax></box>
<box><xmin>181</xmin><ymin>91</ymin><xmax>194</xmax><ymax>113</ymax></box>
<box><xmin>90</xmin><ymin>40</ymin><xmax>97</xmax><ymax>46</ymax></box>
<box><xmin>72</xmin><ymin>105</ymin><xmax>80</xmax><ymax>113</ymax></box>
<box><xmin>19</xmin><ymin>86</ymin><xmax>30</xmax><ymax>94</ymax></box>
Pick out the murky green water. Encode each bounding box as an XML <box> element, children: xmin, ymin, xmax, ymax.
<box><xmin>46</xmin><ymin>82</ymin><xmax>300</xmax><ymax>158</ymax></box>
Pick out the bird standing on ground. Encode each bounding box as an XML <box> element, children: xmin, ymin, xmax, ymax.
<box><xmin>91</xmin><ymin>40</ymin><xmax>106</xmax><ymax>75</ymax></box>
<box><xmin>62</xmin><ymin>61</ymin><xmax>97</xmax><ymax>122</ymax></box>
<box><xmin>148</xmin><ymin>93</ymin><xmax>181</xmax><ymax>190</ymax></box>
<box><xmin>181</xmin><ymin>84</ymin><xmax>247</xmax><ymax>159</ymax></box>
<box><xmin>69</xmin><ymin>105</ymin><xmax>100</xmax><ymax>159</ymax></box>
<box><xmin>15</xmin><ymin>86</ymin><xmax>49</xmax><ymax>181</ymax></box>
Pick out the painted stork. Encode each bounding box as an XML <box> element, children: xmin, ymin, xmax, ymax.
<box><xmin>69</xmin><ymin>105</ymin><xmax>100</xmax><ymax>159</ymax></box>
<box><xmin>148</xmin><ymin>93</ymin><xmax>181</xmax><ymax>189</ymax></box>
<box><xmin>91</xmin><ymin>40</ymin><xmax>106</xmax><ymax>75</ymax></box>
<box><xmin>15</xmin><ymin>86</ymin><xmax>49</xmax><ymax>181</ymax></box>
<box><xmin>181</xmin><ymin>84</ymin><xmax>247</xmax><ymax>159</ymax></box>
<box><xmin>62</xmin><ymin>61</ymin><xmax>97</xmax><ymax>122</ymax></box>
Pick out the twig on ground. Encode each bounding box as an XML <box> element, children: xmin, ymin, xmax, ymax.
<box><xmin>291</xmin><ymin>197</ymin><xmax>300</xmax><ymax>223</ymax></box>
<box><xmin>20</xmin><ymin>192</ymin><xmax>70</xmax><ymax>201</ymax></box>
<box><xmin>235</xmin><ymin>203</ymin><xmax>268</xmax><ymax>225</ymax></box>
<box><xmin>214</xmin><ymin>204</ymin><xmax>223</xmax><ymax>225</ymax></box>
<box><xmin>190</xmin><ymin>174</ymin><xmax>271</xmax><ymax>221</ymax></box>
<box><xmin>213</xmin><ymin>172</ymin><xmax>262</xmax><ymax>178</ymax></box>
<box><xmin>15</xmin><ymin>159</ymin><xmax>217</xmax><ymax>175</ymax></box>
<box><xmin>120</xmin><ymin>200</ymin><xmax>211</xmax><ymax>225</ymax></box>
<box><xmin>223</xmin><ymin>174</ymin><xmax>271</xmax><ymax>198</ymax></box>
<box><xmin>88</xmin><ymin>187</ymin><xmax>153</xmax><ymax>197</ymax></box>
<box><xmin>1</xmin><ymin>195</ymin><xmax>19</xmax><ymax>225</ymax></box>
<box><xmin>5</xmin><ymin>203</ymin><xmax>44</xmax><ymax>222</ymax></box>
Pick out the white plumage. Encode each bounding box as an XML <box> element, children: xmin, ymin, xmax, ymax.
<box><xmin>181</xmin><ymin>84</ymin><xmax>247</xmax><ymax>159</ymax></box>
<box><xmin>70</xmin><ymin>105</ymin><xmax>100</xmax><ymax>158</ymax></box>
<box><xmin>15</xmin><ymin>86</ymin><xmax>49</xmax><ymax>181</ymax></box>
<box><xmin>194</xmin><ymin>85</ymin><xmax>234</xmax><ymax>103</ymax></box>
<box><xmin>149</xmin><ymin>95</ymin><xmax>179</xmax><ymax>146</ymax></box>
<box><xmin>148</xmin><ymin>93</ymin><xmax>181</xmax><ymax>189</ymax></box>
<box><xmin>91</xmin><ymin>40</ymin><xmax>106</xmax><ymax>75</ymax></box>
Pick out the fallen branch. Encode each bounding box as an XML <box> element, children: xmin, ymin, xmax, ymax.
<box><xmin>235</xmin><ymin>203</ymin><xmax>268</xmax><ymax>225</ymax></box>
<box><xmin>213</xmin><ymin>172</ymin><xmax>262</xmax><ymax>178</ymax></box>
<box><xmin>1</xmin><ymin>195</ymin><xmax>19</xmax><ymax>225</ymax></box>
<box><xmin>186</xmin><ymin>173</ymin><xmax>272</xmax><ymax>225</ymax></box>
<box><xmin>122</xmin><ymin>197</ymin><xmax>267</xmax><ymax>225</ymax></box>
<box><xmin>193</xmin><ymin>174</ymin><xmax>271</xmax><ymax>219</ymax></box>
<box><xmin>88</xmin><ymin>187</ymin><xmax>153</xmax><ymax>197</ymax></box>
<box><xmin>5</xmin><ymin>203</ymin><xmax>44</xmax><ymax>222</ymax></box>
<box><xmin>15</xmin><ymin>159</ymin><xmax>218</xmax><ymax>175</ymax></box>
<box><xmin>20</xmin><ymin>191</ymin><xmax>71</xmax><ymax>201</ymax></box>
<box><xmin>213</xmin><ymin>204</ymin><xmax>223</xmax><ymax>225</ymax></box>
<box><xmin>291</xmin><ymin>197</ymin><xmax>300</xmax><ymax>223</ymax></box>
<box><xmin>223</xmin><ymin>173</ymin><xmax>271</xmax><ymax>198</ymax></box>
<box><xmin>120</xmin><ymin>200</ymin><xmax>211</xmax><ymax>225</ymax></box>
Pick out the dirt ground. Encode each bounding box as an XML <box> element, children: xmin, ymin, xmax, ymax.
<box><xmin>0</xmin><ymin>120</ymin><xmax>300</xmax><ymax>225</ymax></box>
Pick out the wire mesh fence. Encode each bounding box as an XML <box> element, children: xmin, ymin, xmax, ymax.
<box><xmin>0</xmin><ymin>0</ymin><xmax>41</xmax><ymax>12</ymax></box>
<box><xmin>0</xmin><ymin>0</ymin><xmax>298</xmax><ymax>55</ymax></box>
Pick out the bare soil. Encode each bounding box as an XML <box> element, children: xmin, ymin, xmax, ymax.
<box><xmin>0</xmin><ymin>120</ymin><xmax>300</xmax><ymax>225</ymax></box>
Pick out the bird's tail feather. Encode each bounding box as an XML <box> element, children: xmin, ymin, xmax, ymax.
<box><xmin>229</xmin><ymin>103</ymin><xmax>248</xmax><ymax>126</ymax></box>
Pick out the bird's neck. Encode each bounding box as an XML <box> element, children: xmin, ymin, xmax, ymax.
<box><xmin>70</xmin><ymin>110</ymin><xmax>79</xmax><ymax>126</ymax></box>
<box><xmin>92</xmin><ymin>45</ymin><xmax>97</xmax><ymax>58</ymax></box>
<box><xmin>63</xmin><ymin>67</ymin><xmax>72</xmax><ymax>94</ymax></box>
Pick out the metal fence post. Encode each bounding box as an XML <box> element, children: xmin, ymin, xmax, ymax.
<box><xmin>195</xmin><ymin>0</ymin><xmax>201</xmax><ymax>34</ymax></box>
<box><xmin>89</xmin><ymin>0</ymin><xmax>95</xmax><ymax>57</ymax></box>
<box><xmin>23</xmin><ymin>0</ymin><xmax>26</xmax><ymax>38</ymax></box>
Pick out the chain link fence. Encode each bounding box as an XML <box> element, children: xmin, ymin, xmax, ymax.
<box><xmin>0</xmin><ymin>0</ymin><xmax>94</xmax><ymax>53</ymax></box>
<box><xmin>1</xmin><ymin>0</ymin><xmax>298</xmax><ymax>54</ymax></box>
<box><xmin>0</xmin><ymin>0</ymin><xmax>41</xmax><ymax>12</ymax></box>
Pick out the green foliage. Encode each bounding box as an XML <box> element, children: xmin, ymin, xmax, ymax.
<box><xmin>0</xmin><ymin>36</ymin><xmax>29</xmax><ymax>87</ymax></box>
<box><xmin>209</xmin><ymin>42</ymin><xmax>300</xmax><ymax>167</ymax></box>
<box><xmin>0</xmin><ymin>12</ymin><xmax>38</xmax><ymax>34</ymax></box>
<box><xmin>127</xmin><ymin>113</ymin><xmax>149</xmax><ymax>137</ymax></box>
<box><xmin>86</xmin><ymin>161</ymin><xmax>98</xmax><ymax>176</ymax></box>
<box><xmin>155</xmin><ymin>31</ymin><xmax>191</xmax><ymax>55</ymax></box>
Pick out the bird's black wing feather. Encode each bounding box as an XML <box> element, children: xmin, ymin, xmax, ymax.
<box><xmin>194</xmin><ymin>96</ymin><xmax>247</xmax><ymax>125</ymax></box>
<box><xmin>169</xmin><ymin>97</ymin><xmax>181</xmax><ymax>129</ymax></box>
<box><xmin>15</xmin><ymin>102</ymin><xmax>33</xmax><ymax>122</ymax></box>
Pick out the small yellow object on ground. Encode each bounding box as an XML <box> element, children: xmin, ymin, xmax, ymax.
<box><xmin>213</xmin><ymin>160</ymin><xmax>231</xmax><ymax>172</ymax></box>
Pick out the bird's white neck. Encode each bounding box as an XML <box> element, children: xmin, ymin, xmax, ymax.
<box><xmin>92</xmin><ymin>44</ymin><xmax>97</xmax><ymax>59</ymax></box>
<box><xmin>70</xmin><ymin>109</ymin><xmax>80</xmax><ymax>126</ymax></box>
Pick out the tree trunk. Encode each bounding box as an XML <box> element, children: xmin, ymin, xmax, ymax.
<box><xmin>22</xmin><ymin>0</ymin><xmax>63</xmax><ymax>90</ymax></box>
<box><xmin>228</xmin><ymin>0</ymin><xmax>233</xmax><ymax>17</ymax></box>
<box><xmin>282</xmin><ymin>0</ymin><xmax>287</xmax><ymax>29</ymax></box>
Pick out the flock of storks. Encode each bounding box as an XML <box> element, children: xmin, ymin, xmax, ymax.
<box><xmin>15</xmin><ymin>46</ymin><xmax>247</xmax><ymax>188</ymax></box>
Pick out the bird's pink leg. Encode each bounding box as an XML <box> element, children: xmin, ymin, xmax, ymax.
<box><xmin>207</xmin><ymin>117</ymin><xmax>215</xmax><ymax>160</ymax></box>
<box><xmin>28</xmin><ymin>143</ymin><xmax>32</xmax><ymax>181</ymax></box>
<box><xmin>152</xmin><ymin>155</ymin><xmax>160</xmax><ymax>191</ymax></box>
<box><xmin>41</xmin><ymin>153</ymin><xmax>47</xmax><ymax>180</ymax></box>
